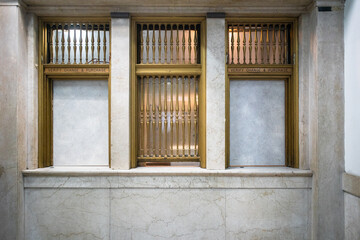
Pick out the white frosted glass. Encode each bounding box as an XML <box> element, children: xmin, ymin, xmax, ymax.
<box><xmin>230</xmin><ymin>80</ymin><xmax>285</xmax><ymax>166</ymax></box>
<box><xmin>53</xmin><ymin>80</ymin><xmax>109</xmax><ymax>166</ymax></box>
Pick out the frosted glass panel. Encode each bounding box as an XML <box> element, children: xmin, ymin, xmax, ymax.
<box><xmin>230</xmin><ymin>80</ymin><xmax>285</xmax><ymax>166</ymax></box>
<box><xmin>53</xmin><ymin>80</ymin><xmax>109</xmax><ymax>166</ymax></box>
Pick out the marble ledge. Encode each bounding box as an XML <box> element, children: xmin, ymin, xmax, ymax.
<box><xmin>23</xmin><ymin>167</ymin><xmax>312</xmax><ymax>190</ymax></box>
<box><xmin>343</xmin><ymin>172</ymin><xmax>360</xmax><ymax>198</ymax></box>
<box><xmin>23</xmin><ymin>166</ymin><xmax>312</xmax><ymax>177</ymax></box>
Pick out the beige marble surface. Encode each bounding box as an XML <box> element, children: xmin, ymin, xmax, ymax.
<box><xmin>111</xmin><ymin>18</ymin><xmax>130</xmax><ymax>169</ymax></box>
<box><xmin>25</xmin><ymin>189</ymin><xmax>110</xmax><ymax>240</ymax></box>
<box><xmin>345</xmin><ymin>193</ymin><xmax>360</xmax><ymax>240</ymax></box>
<box><xmin>23</xmin><ymin>178</ymin><xmax>311</xmax><ymax>240</ymax></box>
<box><xmin>206</xmin><ymin>18</ymin><xmax>226</xmax><ymax>170</ymax></box>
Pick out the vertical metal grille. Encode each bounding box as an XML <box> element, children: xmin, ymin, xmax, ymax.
<box><xmin>137</xmin><ymin>23</ymin><xmax>201</xmax><ymax>64</ymax></box>
<box><xmin>47</xmin><ymin>22</ymin><xmax>110</xmax><ymax>64</ymax></box>
<box><xmin>137</xmin><ymin>76</ymin><xmax>199</xmax><ymax>160</ymax></box>
<box><xmin>228</xmin><ymin>23</ymin><xmax>291</xmax><ymax>65</ymax></box>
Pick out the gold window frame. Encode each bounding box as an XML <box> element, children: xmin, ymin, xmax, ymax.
<box><xmin>225</xmin><ymin>17</ymin><xmax>299</xmax><ymax>168</ymax></box>
<box><xmin>38</xmin><ymin>17</ymin><xmax>111</xmax><ymax>168</ymax></box>
<box><xmin>130</xmin><ymin>17</ymin><xmax>206</xmax><ymax>168</ymax></box>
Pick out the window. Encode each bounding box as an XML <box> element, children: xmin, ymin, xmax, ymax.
<box><xmin>225</xmin><ymin>19</ymin><xmax>299</xmax><ymax>168</ymax></box>
<box><xmin>130</xmin><ymin>18</ymin><xmax>206</xmax><ymax>167</ymax></box>
<box><xmin>38</xmin><ymin>18</ymin><xmax>111</xmax><ymax>167</ymax></box>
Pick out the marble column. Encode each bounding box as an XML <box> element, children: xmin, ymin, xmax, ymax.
<box><xmin>206</xmin><ymin>15</ymin><xmax>226</xmax><ymax>170</ymax></box>
<box><xmin>0</xmin><ymin>2</ymin><xmax>29</xmax><ymax>239</ymax></box>
<box><xmin>110</xmin><ymin>15</ymin><xmax>131</xmax><ymax>169</ymax></box>
<box><xmin>307</xmin><ymin>2</ymin><xmax>345</xmax><ymax>239</ymax></box>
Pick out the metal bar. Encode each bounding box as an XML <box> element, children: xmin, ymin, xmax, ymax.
<box><xmin>194</xmin><ymin>26</ymin><xmax>198</xmax><ymax>64</ymax></box>
<box><xmin>164</xmin><ymin>25</ymin><xmax>168</xmax><ymax>64</ymax></box>
<box><xmin>85</xmin><ymin>24</ymin><xmax>89</xmax><ymax>63</ymax></box>
<box><xmin>285</xmin><ymin>24</ymin><xmax>288</xmax><ymax>64</ymax></box>
<box><xmin>237</xmin><ymin>24</ymin><xmax>240</xmax><ymax>64</ymax></box>
<box><xmin>152</xmin><ymin>24</ymin><xmax>155</xmax><ymax>64</ymax></box>
<box><xmin>146</xmin><ymin>24</ymin><xmax>149</xmax><ymax>64</ymax></box>
<box><xmin>61</xmin><ymin>24</ymin><xmax>65</xmax><ymax>64</ymax></box>
<box><xmin>194</xmin><ymin>77</ymin><xmax>198</xmax><ymax>156</ymax></box>
<box><xmin>170</xmin><ymin>76</ymin><xmax>174</xmax><ymax>156</ymax></box>
<box><xmin>152</xmin><ymin>76</ymin><xmax>156</xmax><ymax>156</ymax></box>
<box><xmin>91</xmin><ymin>24</ymin><xmax>95</xmax><ymax>63</ymax></box>
<box><xmin>182</xmin><ymin>76</ymin><xmax>185</xmax><ymax>156</ymax></box>
<box><xmin>243</xmin><ymin>25</ymin><xmax>246</xmax><ymax>64</ymax></box>
<box><xmin>97</xmin><ymin>24</ymin><xmax>100</xmax><ymax>63</ymax></box>
<box><xmin>188</xmin><ymin>25</ymin><xmax>191</xmax><ymax>64</ymax></box>
<box><xmin>55</xmin><ymin>23</ymin><xmax>59</xmax><ymax>63</ymax></box>
<box><xmin>164</xmin><ymin>76</ymin><xmax>168</xmax><ymax>156</ymax></box>
<box><xmin>73</xmin><ymin>23</ymin><xmax>77</xmax><ymax>64</ymax></box>
<box><xmin>182</xmin><ymin>25</ymin><xmax>185</xmax><ymax>64</ymax></box>
<box><xmin>176</xmin><ymin>24</ymin><xmax>179</xmax><ymax>63</ymax></box>
<box><xmin>49</xmin><ymin>24</ymin><xmax>54</xmax><ymax>64</ymax></box>
<box><xmin>255</xmin><ymin>24</ymin><xmax>258</xmax><ymax>64</ymax></box>
<box><xmin>140</xmin><ymin>76</ymin><xmax>144</xmax><ymax>157</ymax></box>
<box><xmin>188</xmin><ymin>76</ymin><xmax>191</xmax><ymax>156</ymax></box>
<box><xmin>231</xmin><ymin>25</ymin><xmax>234</xmax><ymax>64</ymax></box>
<box><xmin>272</xmin><ymin>24</ymin><xmax>276</xmax><ymax>64</ymax></box>
<box><xmin>176</xmin><ymin>76</ymin><xmax>179</xmax><ymax>156</ymax></box>
<box><xmin>146</xmin><ymin>76</ymin><xmax>150</xmax><ymax>156</ymax></box>
<box><xmin>140</xmin><ymin>24</ymin><xmax>143</xmax><ymax>63</ymax></box>
<box><xmin>170</xmin><ymin>24</ymin><xmax>174</xmax><ymax>64</ymax></box>
<box><xmin>249</xmin><ymin>24</ymin><xmax>252</xmax><ymax>64</ymax></box>
<box><xmin>158</xmin><ymin>24</ymin><xmax>162</xmax><ymax>64</ymax></box>
<box><xmin>103</xmin><ymin>24</ymin><xmax>106</xmax><ymax>63</ymax></box>
<box><xmin>266</xmin><ymin>25</ymin><xmax>270</xmax><ymax>64</ymax></box>
<box><xmin>260</xmin><ymin>24</ymin><xmax>264</xmax><ymax>64</ymax></box>
<box><xmin>158</xmin><ymin>76</ymin><xmax>162</xmax><ymax>156</ymax></box>
<box><xmin>80</xmin><ymin>23</ymin><xmax>83</xmax><ymax>64</ymax></box>
<box><xmin>67</xmin><ymin>23</ymin><xmax>71</xmax><ymax>64</ymax></box>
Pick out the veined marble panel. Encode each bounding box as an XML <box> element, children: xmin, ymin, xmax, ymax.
<box><xmin>25</xmin><ymin>189</ymin><xmax>110</xmax><ymax>240</ymax></box>
<box><xmin>345</xmin><ymin>193</ymin><xmax>360</xmax><ymax>240</ymax></box>
<box><xmin>226</xmin><ymin>189</ymin><xmax>311</xmax><ymax>240</ymax></box>
<box><xmin>110</xmin><ymin>189</ymin><xmax>226</xmax><ymax>240</ymax></box>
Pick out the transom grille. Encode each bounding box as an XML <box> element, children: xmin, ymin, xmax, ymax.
<box><xmin>46</xmin><ymin>22</ymin><xmax>110</xmax><ymax>64</ymax></box>
<box><xmin>137</xmin><ymin>23</ymin><xmax>201</xmax><ymax>65</ymax></box>
<box><xmin>228</xmin><ymin>23</ymin><xmax>292</xmax><ymax>65</ymax></box>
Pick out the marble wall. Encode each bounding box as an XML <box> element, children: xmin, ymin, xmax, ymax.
<box><xmin>24</xmin><ymin>173</ymin><xmax>311</xmax><ymax>240</ymax></box>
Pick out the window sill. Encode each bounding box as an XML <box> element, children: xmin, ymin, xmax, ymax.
<box><xmin>23</xmin><ymin>166</ymin><xmax>312</xmax><ymax>177</ymax></box>
<box><xmin>23</xmin><ymin>166</ymin><xmax>312</xmax><ymax>190</ymax></box>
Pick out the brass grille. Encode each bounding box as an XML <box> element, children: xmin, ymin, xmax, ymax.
<box><xmin>228</xmin><ymin>23</ymin><xmax>292</xmax><ymax>65</ymax></box>
<box><xmin>46</xmin><ymin>22</ymin><xmax>110</xmax><ymax>64</ymax></box>
<box><xmin>137</xmin><ymin>76</ymin><xmax>199</xmax><ymax>161</ymax></box>
<box><xmin>137</xmin><ymin>23</ymin><xmax>201</xmax><ymax>65</ymax></box>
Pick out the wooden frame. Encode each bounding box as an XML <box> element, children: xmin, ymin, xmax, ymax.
<box><xmin>38</xmin><ymin>17</ymin><xmax>111</xmax><ymax>168</ymax></box>
<box><xmin>130</xmin><ymin>17</ymin><xmax>206</xmax><ymax>168</ymax></box>
<box><xmin>225</xmin><ymin>17</ymin><xmax>299</xmax><ymax>168</ymax></box>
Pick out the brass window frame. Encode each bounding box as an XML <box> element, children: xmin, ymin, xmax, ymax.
<box><xmin>225</xmin><ymin>17</ymin><xmax>299</xmax><ymax>168</ymax></box>
<box><xmin>130</xmin><ymin>17</ymin><xmax>207</xmax><ymax>168</ymax></box>
<box><xmin>38</xmin><ymin>17</ymin><xmax>111</xmax><ymax>168</ymax></box>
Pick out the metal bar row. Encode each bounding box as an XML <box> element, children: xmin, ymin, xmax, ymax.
<box><xmin>138</xmin><ymin>75</ymin><xmax>199</xmax><ymax>158</ymax></box>
<box><xmin>48</xmin><ymin>23</ymin><xmax>109</xmax><ymax>64</ymax></box>
<box><xmin>138</xmin><ymin>24</ymin><xmax>200</xmax><ymax>64</ymax></box>
<box><xmin>228</xmin><ymin>23</ymin><xmax>290</xmax><ymax>65</ymax></box>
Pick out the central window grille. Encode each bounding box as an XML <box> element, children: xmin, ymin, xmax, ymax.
<box><xmin>228</xmin><ymin>23</ymin><xmax>292</xmax><ymax>65</ymax></box>
<box><xmin>137</xmin><ymin>23</ymin><xmax>201</xmax><ymax>64</ymax></box>
<box><xmin>138</xmin><ymin>76</ymin><xmax>199</xmax><ymax>160</ymax></box>
<box><xmin>134</xmin><ymin>19</ymin><xmax>203</xmax><ymax>166</ymax></box>
<box><xmin>46</xmin><ymin>22</ymin><xmax>110</xmax><ymax>64</ymax></box>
